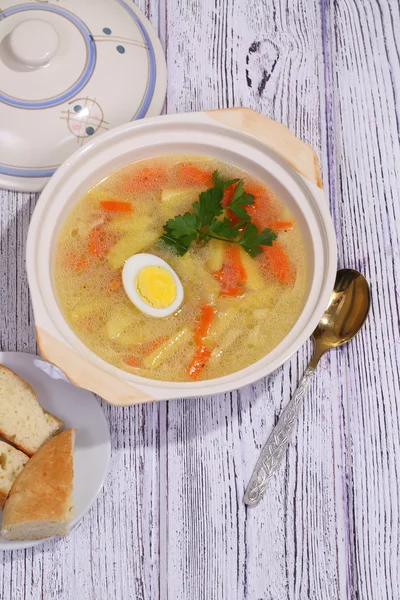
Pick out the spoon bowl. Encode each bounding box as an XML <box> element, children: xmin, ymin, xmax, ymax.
<box><xmin>312</xmin><ymin>269</ymin><xmax>371</xmax><ymax>361</ymax></box>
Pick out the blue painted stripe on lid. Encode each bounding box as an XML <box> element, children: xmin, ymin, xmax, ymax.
<box><xmin>115</xmin><ymin>0</ymin><xmax>156</xmax><ymax>120</ymax></box>
<box><xmin>0</xmin><ymin>4</ymin><xmax>96</xmax><ymax>109</ymax></box>
<box><xmin>0</xmin><ymin>165</ymin><xmax>57</xmax><ymax>178</ymax></box>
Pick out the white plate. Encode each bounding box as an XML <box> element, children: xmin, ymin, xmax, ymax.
<box><xmin>0</xmin><ymin>352</ymin><xmax>111</xmax><ymax>550</ymax></box>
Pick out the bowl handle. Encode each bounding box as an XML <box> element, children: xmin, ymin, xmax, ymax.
<box><xmin>36</xmin><ymin>327</ymin><xmax>155</xmax><ymax>407</ymax></box>
<box><xmin>205</xmin><ymin>108</ymin><xmax>322</xmax><ymax>189</ymax></box>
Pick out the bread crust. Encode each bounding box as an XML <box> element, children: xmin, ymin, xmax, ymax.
<box><xmin>1</xmin><ymin>429</ymin><xmax>75</xmax><ymax>533</ymax></box>
<box><xmin>0</xmin><ymin>491</ymin><xmax>7</xmax><ymax>510</ymax></box>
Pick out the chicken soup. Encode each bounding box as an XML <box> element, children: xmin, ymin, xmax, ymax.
<box><xmin>54</xmin><ymin>156</ymin><xmax>307</xmax><ymax>382</ymax></box>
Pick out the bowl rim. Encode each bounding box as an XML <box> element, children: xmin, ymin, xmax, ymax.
<box><xmin>26</xmin><ymin>110</ymin><xmax>337</xmax><ymax>401</ymax></box>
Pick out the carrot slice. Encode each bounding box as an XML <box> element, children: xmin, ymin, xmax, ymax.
<box><xmin>63</xmin><ymin>252</ymin><xmax>90</xmax><ymax>272</ymax></box>
<box><xmin>88</xmin><ymin>225</ymin><xmax>114</xmax><ymax>257</ymax></box>
<box><xmin>177</xmin><ymin>164</ymin><xmax>213</xmax><ymax>187</ymax></box>
<box><xmin>222</xmin><ymin>183</ymin><xmax>243</xmax><ymax>227</ymax></box>
<box><xmin>226</xmin><ymin>209</ymin><xmax>241</xmax><ymax>227</ymax></box>
<box><xmin>244</xmin><ymin>183</ymin><xmax>265</xmax><ymax>198</ymax></box>
<box><xmin>194</xmin><ymin>304</ymin><xmax>214</xmax><ymax>345</ymax></box>
<box><xmin>214</xmin><ymin>245</ymin><xmax>247</xmax><ymax>296</ymax></box>
<box><xmin>268</xmin><ymin>221</ymin><xmax>293</xmax><ymax>230</ymax></box>
<box><xmin>221</xmin><ymin>183</ymin><xmax>236</xmax><ymax>207</ymax></box>
<box><xmin>107</xmin><ymin>277</ymin><xmax>122</xmax><ymax>291</ymax></box>
<box><xmin>100</xmin><ymin>201</ymin><xmax>132</xmax><ymax>213</ymax></box>
<box><xmin>244</xmin><ymin>183</ymin><xmax>280</xmax><ymax>230</ymax></box>
<box><xmin>224</xmin><ymin>246</ymin><xmax>247</xmax><ymax>282</ymax></box>
<box><xmin>119</xmin><ymin>167</ymin><xmax>167</xmax><ymax>192</ymax></box>
<box><xmin>187</xmin><ymin>345</ymin><xmax>212</xmax><ymax>380</ymax></box>
<box><xmin>228</xmin><ymin>246</ymin><xmax>247</xmax><ymax>282</ymax></box>
<box><xmin>124</xmin><ymin>356</ymin><xmax>141</xmax><ymax>368</ymax></box>
<box><xmin>261</xmin><ymin>242</ymin><xmax>294</xmax><ymax>284</ymax></box>
<box><xmin>134</xmin><ymin>167</ymin><xmax>167</xmax><ymax>190</ymax></box>
<box><xmin>123</xmin><ymin>337</ymin><xmax>167</xmax><ymax>369</ymax></box>
<box><xmin>141</xmin><ymin>337</ymin><xmax>168</xmax><ymax>356</ymax></box>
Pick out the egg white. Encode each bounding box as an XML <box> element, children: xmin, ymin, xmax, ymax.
<box><xmin>122</xmin><ymin>253</ymin><xmax>184</xmax><ymax>318</ymax></box>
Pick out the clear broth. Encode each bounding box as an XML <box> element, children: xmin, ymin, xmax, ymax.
<box><xmin>54</xmin><ymin>155</ymin><xmax>307</xmax><ymax>381</ymax></box>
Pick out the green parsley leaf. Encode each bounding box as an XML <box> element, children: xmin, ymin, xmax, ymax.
<box><xmin>238</xmin><ymin>223</ymin><xmax>277</xmax><ymax>257</ymax></box>
<box><xmin>228</xmin><ymin>181</ymin><xmax>255</xmax><ymax>220</ymax></box>
<box><xmin>209</xmin><ymin>217</ymin><xmax>241</xmax><ymax>239</ymax></box>
<box><xmin>193</xmin><ymin>186</ymin><xmax>224</xmax><ymax>228</ymax></box>
<box><xmin>160</xmin><ymin>212</ymin><xmax>198</xmax><ymax>255</ymax></box>
<box><xmin>160</xmin><ymin>234</ymin><xmax>191</xmax><ymax>256</ymax></box>
<box><xmin>159</xmin><ymin>173</ymin><xmax>277</xmax><ymax>258</ymax></box>
<box><xmin>164</xmin><ymin>212</ymin><xmax>197</xmax><ymax>241</ymax></box>
<box><xmin>212</xmin><ymin>171</ymin><xmax>240</xmax><ymax>190</ymax></box>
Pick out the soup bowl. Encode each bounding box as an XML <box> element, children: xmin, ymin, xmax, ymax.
<box><xmin>26</xmin><ymin>108</ymin><xmax>337</xmax><ymax>406</ymax></box>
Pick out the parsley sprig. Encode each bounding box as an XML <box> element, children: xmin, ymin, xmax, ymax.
<box><xmin>160</xmin><ymin>171</ymin><xmax>277</xmax><ymax>257</ymax></box>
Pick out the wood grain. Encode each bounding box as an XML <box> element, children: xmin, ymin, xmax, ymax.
<box><xmin>0</xmin><ymin>1</ymin><xmax>399</xmax><ymax>599</ymax></box>
<box><xmin>322</xmin><ymin>0</ymin><xmax>400</xmax><ymax>598</ymax></box>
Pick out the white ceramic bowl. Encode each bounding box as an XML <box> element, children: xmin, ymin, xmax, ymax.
<box><xmin>26</xmin><ymin>108</ymin><xmax>337</xmax><ymax>406</ymax></box>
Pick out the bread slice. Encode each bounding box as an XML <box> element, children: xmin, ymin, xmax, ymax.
<box><xmin>1</xmin><ymin>429</ymin><xmax>75</xmax><ymax>541</ymax></box>
<box><xmin>0</xmin><ymin>365</ymin><xmax>63</xmax><ymax>456</ymax></box>
<box><xmin>0</xmin><ymin>441</ymin><xmax>29</xmax><ymax>509</ymax></box>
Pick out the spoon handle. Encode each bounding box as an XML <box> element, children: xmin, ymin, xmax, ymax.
<box><xmin>244</xmin><ymin>365</ymin><xmax>315</xmax><ymax>506</ymax></box>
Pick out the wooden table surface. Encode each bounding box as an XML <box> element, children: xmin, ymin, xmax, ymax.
<box><xmin>1</xmin><ymin>1</ymin><xmax>399</xmax><ymax>598</ymax></box>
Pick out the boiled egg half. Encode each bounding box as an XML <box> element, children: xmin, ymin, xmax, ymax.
<box><xmin>122</xmin><ymin>253</ymin><xmax>184</xmax><ymax>318</ymax></box>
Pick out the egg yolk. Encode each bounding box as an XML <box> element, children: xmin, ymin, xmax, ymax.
<box><xmin>135</xmin><ymin>266</ymin><xmax>177</xmax><ymax>309</ymax></box>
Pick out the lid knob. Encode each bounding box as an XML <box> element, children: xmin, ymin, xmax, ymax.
<box><xmin>9</xmin><ymin>20</ymin><xmax>59</xmax><ymax>67</ymax></box>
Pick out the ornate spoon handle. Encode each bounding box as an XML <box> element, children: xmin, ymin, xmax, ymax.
<box><xmin>244</xmin><ymin>365</ymin><xmax>316</xmax><ymax>506</ymax></box>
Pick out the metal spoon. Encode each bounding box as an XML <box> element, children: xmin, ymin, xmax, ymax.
<box><xmin>244</xmin><ymin>269</ymin><xmax>371</xmax><ymax>506</ymax></box>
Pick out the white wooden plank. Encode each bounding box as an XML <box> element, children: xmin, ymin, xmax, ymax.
<box><xmin>163</xmin><ymin>1</ymin><xmax>347</xmax><ymax>599</ymax></box>
<box><xmin>322</xmin><ymin>1</ymin><xmax>400</xmax><ymax>598</ymax></box>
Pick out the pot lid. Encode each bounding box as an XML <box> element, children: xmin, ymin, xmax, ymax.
<box><xmin>0</xmin><ymin>0</ymin><xmax>167</xmax><ymax>192</ymax></box>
